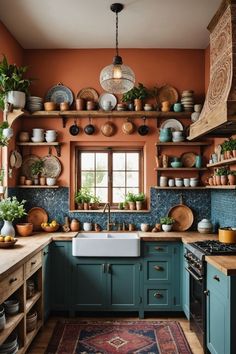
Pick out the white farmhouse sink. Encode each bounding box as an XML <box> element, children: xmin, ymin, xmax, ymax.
<box><xmin>72</xmin><ymin>232</ymin><xmax>140</xmax><ymax>257</ymax></box>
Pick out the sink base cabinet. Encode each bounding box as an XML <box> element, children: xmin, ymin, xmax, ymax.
<box><xmin>72</xmin><ymin>259</ymin><xmax>141</xmax><ymax>313</ymax></box>
<box><xmin>206</xmin><ymin>264</ymin><xmax>236</xmax><ymax>354</ymax></box>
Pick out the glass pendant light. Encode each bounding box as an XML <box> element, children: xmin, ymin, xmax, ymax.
<box><xmin>100</xmin><ymin>3</ymin><xmax>135</xmax><ymax>94</ymax></box>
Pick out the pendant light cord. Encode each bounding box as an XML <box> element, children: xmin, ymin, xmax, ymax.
<box><xmin>116</xmin><ymin>11</ymin><xmax>119</xmax><ymax>57</ymax></box>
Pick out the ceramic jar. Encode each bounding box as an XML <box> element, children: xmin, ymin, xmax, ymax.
<box><xmin>197</xmin><ymin>219</ymin><xmax>213</xmax><ymax>234</ymax></box>
<box><xmin>175</xmin><ymin>178</ymin><xmax>183</xmax><ymax>187</ymax></box>
<box><xmin>76</xmin><ymin>98</ymin><xmax>85</xmax><ymax>110</ymax></box>
<box><xmin>173</xmin><ymin>103</ymin><xmax>182</xmax><ymax>112</ymax></box>
<box><xmin>60</xmin><ymin>102</ymin><xmax>69</xmax><ymax>111</ymax></box>
<box><xmin>19</xmin><ymin>131</ymin><xmax>30</xmax><ymax>142</ymax></box>
<box><xmin>195</xmin><ymin>155</ymin><xmax>202</xmax><ymax>168</ymax></box>
<box><xmin>32</xmin><ymin>128</ymin><xmax>44</xmax><ymax>142</ymax></box>
<box><xmin>70</xmin><ymin>219</ymin><xmax>80</xmax><ymax>231</ymax></box>
<box><xmin>160</xmin><ymin>176</ymin><xmax>168</xmax><ymax>187</ymax></box>
<box><xmin>161</xmin><ymin>101</ymin><xmax>171</xmax><ymax>112</ymax></box>
<box><xmin>83</xmin><ymin>222</ymin><xmax>92</xmax><ymax>231</ymax></box>
<box><xmin>159</xmin><ymin>128</ymin><xmax>172</xmax><ymax>142</ymax></box>
<box><xmin>140</xmin><ymin>223</ymin><xmax>149</xmax><ymax>232</ymax></box>
<box><xmin>162</xmin><ymin>224</ymin><xmax>173</xmax><ymax>232</ymax></box>
<box><xmin>45</xmin><ymin>130</ymin><xmax>57</xmax><ymax>142</ymax></box>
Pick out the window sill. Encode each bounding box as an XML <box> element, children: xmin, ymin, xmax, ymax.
<box><xmin>69</xmin><ymin>209</ymin><xmax>150</xmax><ymax>213</ymax></box>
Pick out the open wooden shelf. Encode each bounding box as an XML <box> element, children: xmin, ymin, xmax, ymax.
<box><xmin>0</xmin><ymin>313</ymin><xmax>24</xmax><ymax>346</ymax></box>
<box><xmin>24</xmin><ymin>320</ymin><xmax>43</xmax><ymax>351</ymax></box>
<box><xmin>207</xmin><ymin>157</ymin><xmax>236</xmax><ymax>168</ymax></box>
<box><xmin>153</xmin><ymin>186</ymin><xmax>206</xmax><ymax>190</ymax></box>
<box><xmin>16</xmin><ymin>185</ymin><xmax>60</xmax><ymax>189</ymax></box>
<box><xmin>156</xmin><ymin>141</ymin><xmax>210</xmax><ymax>146</ymax></box>
<box><xmin>16</xmin><ymin>142</ymin><xmax>60</xmax><ymax>146</ymax></box>
<box><xmin>206</xmin><ymin>185</ymin><xmax>236</xmax><ymax>189</ymax></box>
<box><xmin>26</xmin><ymin>291</ymin><xmax>42</xmax><ymax>313</ymax></box>
<box><xmin>155</xmin><ymin>167</ymin><xmax>207</xmax><ymax>171</ymax></box>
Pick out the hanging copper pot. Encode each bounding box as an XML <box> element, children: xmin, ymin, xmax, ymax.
<box><xmin>101</xmin><ymin>121</ymin><xmax>116</xmax><ymax>137</ymax></box>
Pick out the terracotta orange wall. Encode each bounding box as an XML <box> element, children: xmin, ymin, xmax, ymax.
<box><xmin>205</xmin><ymin>45</ymin><xmax>210</xmax><ymax>92</ymax></box>
<box><xmin>14</xmin><ymin>48</ymin><xmax>206</xmax><ymax>207</ymax></box>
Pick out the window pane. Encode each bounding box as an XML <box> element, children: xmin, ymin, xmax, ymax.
<box><xmin>113</xmin><ymin>171</ymin><xmax>125</xmax><ymax>187</ymax></box>
<box><xmin>127</xmin><ymin>153</ymin><xmax>139</xmax><ymax>170</ymax></box>
<box><xmin>96</xmin><ymin>172</ymin><xmax>108</xmax><ymax>187</ymax></box>
<box><xmin>113</xmin><ymin>188</ymin><xmax>126</xmax><ymax>203</ymax></box>
<box><xmin>113</xmin><ymin>153</ymin><xmax>125</xmax><ymax>170</ymax></box>
<box><xmin>127</xmin><ymin>172</ymin><xmax>139</xmax><ymax>187</ymax></box>
<box><xmin>96</xmin><ymin>153</ymin><xmax>108</xmax><ymax>170</ymax></box>
<box><xmin>96</xmin><ymin>188</ymin><xmax>108</xmax><ymax>203</ymax></box>
<box><xmin>81</xmin><ymin>153</ymin><xmax>94</xmax><ymax>170</ymax></box>
<box><xmin>81</xmin><ymin>172</ymin><xmax>95</xmax><ymax>188</ymax></box>
<box><xmin>126</xmin><ymin>187</ymin><xmax>139</xmax><ymax>196</ymax></box>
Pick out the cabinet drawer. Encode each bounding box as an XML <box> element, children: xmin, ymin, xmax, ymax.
<box><xmin>25</xmin><ymin>251</ymin><xmax>42</xmax><ymax>278</ymax></box>
<box><xmin>207</xmin><ymin>264</ymin><xmax>228</xmax><ymax>297</ymax></box>
<box><xmin>143</xmin><ymin>243</ymin><xmax>171</xmax><ymax>256</ymax></box>
<box><xmin>0</xmin><ymin>266</ymin><xmax>23</xmax><ymax>301</ymax></box>
<box><xmin>145</xmin><ymin>260</ymin><xmax>170</xmax><ymax>282</ymax></box>
<box><xmin>144</xmin><ymin>286</ymin><xmax>171</xmax><ymax>309</ymax></box>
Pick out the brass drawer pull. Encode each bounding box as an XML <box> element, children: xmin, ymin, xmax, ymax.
<box><xmin>9</xmin><ymin>277</ymin><xmax>17</xmax><ymax>284</ymax></box>
<box><xmin>31</xmin><ymin>261</ymin><xmax>37</xmax><ymax>266</ymax></box>
<box><xmin>154</xmin><ymin>265</ymin><xmax>163</xmax><ymax>271</ymax></box>
<box><xmin>213</xmin><ymin>275</ymin><xmax>220</xmax><ymax>282</ymax></box>
<box><xmin>154</xmin><ymin>292</ymin><xmax>163</xmax><ymax>299</ymax></box>
<box><xmin>154</xmin><ymin>247</ymin><xmax>163</xmax><ymax>251</ymax></box>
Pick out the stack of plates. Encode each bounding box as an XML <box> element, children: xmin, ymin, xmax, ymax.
<box><xmin>181</xmin><ymin>90</ymin><xmax>194</xmax><ymax>112</ymax></box>
<box><xmin>26</xmin><ymin>96</ymin><xmax>43</xmax><ymax>112</ymax></box>
<box><xmin>0</xmin><ymin>332</ymin><xmax>18</xmax><ymax>354</ymax></box>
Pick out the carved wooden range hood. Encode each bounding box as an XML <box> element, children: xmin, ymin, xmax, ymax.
<box><xmin>188</xmin><ymin>0</ymin><xmax>236</xmax><ymax>140</ymax></box>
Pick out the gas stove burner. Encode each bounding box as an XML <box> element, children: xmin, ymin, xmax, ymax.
<box><xmin>190</xmin><ymin>240</ymin><xmax>236</xmax><ymax>255</ymax></box>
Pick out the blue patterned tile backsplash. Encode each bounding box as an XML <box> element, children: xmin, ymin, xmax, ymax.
<box><xmin>211</xmin><ymin>190</ymin><xmax>236</xmax><ymax>231</ymax></box>
<box><xmin>9</xmin><ymin>187</ymin><xmax>211</xmax><ymax>231</ymax></box>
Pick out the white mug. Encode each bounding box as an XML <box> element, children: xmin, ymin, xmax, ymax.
<box><xmin>184</xmin><ymin>178</ymin><xmax>190</xmax><ymax>187</ymax></box>
<box><xmin>160</xmin><ymin>176</ymin><xmax>168</xmax><ymax>187</ymax></box>
<box><xmin>83</xmin><ymin>222</ymin><xmax>93</xmax><ymax>231</ymax></box>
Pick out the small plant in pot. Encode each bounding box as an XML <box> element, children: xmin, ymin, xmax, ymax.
<box><xmin>0</xmin><ymin>196</ymin><xmax>26</xmax><ymax>237</ymax></box>
<box><xmin>0</xmin><ymin>54</ymin><xmax>32</xmax><ymax>109</ymax></box>
<box><xmin>30</xmin><ymin>160</ymin><xmax>44</xmax><ymax>185</ymax></box>
<box><xmin>221</xmin><ymin>140</ymin><xmax>233</xmax><ymax>160</ymax></box>
<box><xmin>125</xmin><ymin>192</ymin><xmax>137</xmax><ymax>210</ymax></box>
<box><xmin>91</xmin><ymin>195</ymin><xmax>101</xmax><ymax>210</ymax></box>
<box><xmin>135</xmin><ymin>192</ymin><xmax>145</xmax><ymax>210</ymax></box>
<box><xmin>160</xmin><ymin>216</ymin><xmax>175</xmax><ymax>232</ymax></box>
<box><xmin>215</xmin><ymin>167</ymin><xmax>229</xmax><ymax>185</ymax></box>
<box><xmin>75</xmin><ymin>188</ymin><xmax>93</xmax><ymax>210</ymax></box>
<box><xmin>122</xmin><ymin>83</ymin><xmax>149</xmax><ymax>111</ymax></box>
<box><xmin>228</xmin><ymin>170</ymin><xmax>236</xmax><ymax>186</ymax></box>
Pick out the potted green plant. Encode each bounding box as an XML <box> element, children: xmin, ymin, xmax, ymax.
<box><xmin>0</xmin><ymin>196</ymin><xmax>26</xmax><ymax>236</ymax></box>
<box><xmin>125</xmin><ymin>192</ymin><xmax>137</xmax><ymax>210</ymax></box>
<box><xmin>135</xmin><ymin>192</ymin><xmax>145</xmax><ymax>210</ymax></box>
<box><xmin>221</xmin><ymin>140</ymin><xmax>232</xmax><ymax>160</ymax></box>
<box><xmin>122</xmin><ymin>83</ymin><xmax>149</xmax><ymax>111</ymax></box>
<box><xmin>75</xmin><ymin>188</ymin><xmax>93</xmax><ymax>210</ymax></box>
<box><xmin>0</xmin><ymin>54</ymin><xmax>32</xmax><ymax>109</ymax></box>
<box><xmin>30</xmin><ymin>160</ymin><xmax>44</xmax><ymax>185</ymax></box>
<box><xmin>160</xmin><ymin>216</ymin><xmax>175</xmax><ymax>232</ymax></box>
<box><xmin>215</xmin><ymin>167</ymin><xmax>229</xmax><ymax>185</ymax></box>
<box><xmin>91</xmin><ymin>195</ymin><xmax>101</xmax><ymax>210</ymax></box>
<box><xmin>228</xmin><ymin>170</ymin><xmax>236</xmax><ymax>186</ymax></box>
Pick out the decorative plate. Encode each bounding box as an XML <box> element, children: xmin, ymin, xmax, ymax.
<box><xmin>27</xmin><ymin>207</ymin><xmax>48</xmax><ymax>231</ymax></box>
<box><xmin>0</xmin><ymin>239</ymin><xmax>17</xmax><ymax>248</ymax></box>
<box><xmin>41</xmin><ymin>155</ymin><xmax>62</xmax><ymax>178</ymax></box>
<box><xmin>168</xmin><ymin>204</ymin><xmax>194</xmax><ymax>231</ymax></box>
<box><xmin>98</xmin><ymin>93</ymin><xmax>117</xmax><ymax>110</ymax></box>
<box><xmin>77</xmin><ymin>87</ymin><xmax>99</xmax><ymax>102</ymax></box>
<box><xmin>21</xmin><ymin>155</ymin><xmax>41</xmax><ymax>179</ymax></box>
<box><xmin>160</xmin><ymin>118</ymin><xmax>183</xmax><ymax>131</ymax></box>
<box><xmin>45</xmin><ymin>84</ymin><xmax>74</xmax><ymax>105</ymax></box>
<box><xmin>181</xmin><ymin>152</ymin><xmax>197</xmax><ymax>167</ymax></box>
<box><xmin>158</xmin><ymin>85</ymin><xmax>179</xmax><ymax>105</ymax></box>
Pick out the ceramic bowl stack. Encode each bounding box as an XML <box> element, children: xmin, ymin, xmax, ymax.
<box><xmin>181</xmin><ymin>90</ymin><xmax>194</xmax><ymax>111</ymax></box>
<box><xmin>0</xmin><ymin>332</ymin><xmax>18</xmax><ymax>354</ymax></box>
<box><xmin>26</xmin><ymin>96</ymin><xmax>43</xmax><ymax>112</ymax></box>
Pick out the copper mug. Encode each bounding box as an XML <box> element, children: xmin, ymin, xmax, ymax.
<box><xmin>86</xmin><ymin>101</ymin><xmax>95</xmax><ymax>110</ymax></box>
<box><xmin>76</xmin><ymin>98</ymin><xmax>85</xmax><ymax>111</ymax></box>
<box><xmin>60</xmin><ymin>102</ymin><xmax>69</xmax><ymax>111</ymax></box>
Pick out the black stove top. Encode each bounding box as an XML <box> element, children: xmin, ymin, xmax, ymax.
<box><xmin>189</xmin><ymin>240</ymin><xmax>236</xmax><ymax>255</ymax></box>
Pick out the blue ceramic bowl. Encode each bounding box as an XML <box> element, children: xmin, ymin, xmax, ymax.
<box><xmin>171</xmin><ymin>161</ymin><xmax>183</xmax><ymax>168</ymax></box>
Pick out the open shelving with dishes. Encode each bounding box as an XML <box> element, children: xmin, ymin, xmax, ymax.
<box><xmin>155</xmin><ymin>141</ymin><xmax>211</xmax><ymax>188</ymax></box>
<box><xmin>205</xmin><ymin>156</ymin><xmax>236</xmax><ymax>188</ymax></box>
<box><xmin>16</xmin><ymin>142</ymin><xmax>62</xmax><ymax>157</ymax></box>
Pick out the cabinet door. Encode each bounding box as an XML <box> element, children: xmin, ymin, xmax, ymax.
<box><xmin>50</xmin><ymin>242</ymin><xmax>71</xmax><ymax>311</ymax></box>
<box><xmin>73</xmin><ymin>259</ymin><xmax>107</xmax><ymax>310</ymax></box>
<box><xmin>107</xmin><ymin>261</ymin><xmax>141</xmax><ymax>309</ymax></box>
<box><xmin>42</xmin><ymin>245</ymin><xmax>50</xmax><ymax>320</ymax></box>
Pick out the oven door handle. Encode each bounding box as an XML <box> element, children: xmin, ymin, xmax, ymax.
<box><xmin>185</xmin><ymin>267</ymin><xmax>203</xmax><ymax>282</ymax></box>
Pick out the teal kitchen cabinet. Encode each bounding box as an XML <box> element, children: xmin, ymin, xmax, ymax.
<box><xmin>182</xmin><ymin>245</ymin><xmax>190</xmax><ymax>319</ymax></box>
<box><xmin>72</xmin><ymin>258</ymin><xmax>141</xmax><ymax>313</ymax></box>
<box><xmin>142</xmin><ymin>242</ymin><xmax>182</xmax><ymax>311</ymax></box>
<box><xmin>206</xmin><ymin>263</ymin><xmax>236</xmax><ymax>354</ymax></box>
<box><xmin>50</xmin><ymin>241</ymin><xmax>73</xmax><ymax>312</ymax></box>
<box><xmin>42</xmin><ymin>244</ymin><xmax>51</xmax><ymax>320</ymax></box>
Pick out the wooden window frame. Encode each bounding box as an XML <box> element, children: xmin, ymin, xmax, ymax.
<box><xmin>76</xmin><ymin>146</ymin><xmax>143</xmax><ymax>207</ymax></box>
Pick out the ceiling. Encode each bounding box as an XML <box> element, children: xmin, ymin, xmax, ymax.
<box><xmin>0</xmin><ymin>0</ymin><xmax>222</xmax><ymax>49</ymax></box>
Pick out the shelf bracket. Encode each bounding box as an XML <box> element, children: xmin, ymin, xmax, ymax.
<box><xmin>61</xmin><ymin>115</ymin><xmax>67</xmax><ymax>128</ymax></box>
<box><xmin>54</xmin><ymin>144</ymin><xmax>61</xmax><ymax>157</ymax></box>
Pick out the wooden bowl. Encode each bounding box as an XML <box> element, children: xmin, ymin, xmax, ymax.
<box><xmin>41</xmin><ymin>224</ymin><xmax>59</xmax><ymax>232</ymax></box>
<box><xmin>0</xmin><ymin>239</ymin><xmax>17</xmax><ymax>248</ymax></box>
<box><xmin>44</xmin><ymin>101</ymin><xmax>57</xmax><ymax>111</ymax></box>
<box><xmin>16</xmin><ymin>223</ymin><xmax>33</xmax><ymax>237</ymax></box>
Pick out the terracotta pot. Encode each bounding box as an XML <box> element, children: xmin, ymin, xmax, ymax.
<box><xmin>39</xmin><ymin>176</ymin><xmax>46</xmax><ymax>186</ymax></box>
<box><xmin>128</xmin><ymin>201</ymin><xmax>136</xmax><ymax>210</ymax></box>
<box><xmin>161</xmin><ymin>101</ymin><xmax>171</xmax><ymax>112</ymax></box>
<box><xmin>70</xmin><ymin>219</ymin><xmax>80</xmax><ymax>231</ymax></box>
<box><xmin>220</xmin><ymin>175</ymin><xmax>228</xmax><ymax>185</ymax></box>
<box><xmin>212</xmin><ymin>175</ymin><xmax>216</xmax><ymax>185</ymax></box>
<box><xmin>19</xmin><ymin>175</ymin><xmax>26</xmax><ymax>185</ymax></box>
<box><xmin>83</xmin><ymin>202</ymin><xmax>90</xmax><ymax>210</ymax></box>
<box><xmin>215</xmin><ymin>175</ymin><xmax>221</xmax><ymax>185</ymax></box>
<box><xmin>136</xmin><ymin>201</ymin><xmax>143</xmax><ymax>210</ymax></box>
<box><xmin>228</xmin><ymin>174</ymin><xmax>236</xmax><ymax>185</ymax></box>
<box><xmin>16</xmin><ymin>223</ymin><xmax>33</xmax><ymax>237</ymax></box>
<box><xmin>76</xmin><ymin>98</ymin><xmax>85</xmax><ymax>110</ymax></box>
<box><xmin>60</xmin><ymin>102</ymin><xmax>69</xmax><ymax>111</ymax></box>
<box><xmin>233</xmin><ymin>150</ymin><xmax>236</xmax><ymax>158</ymax></box>
<box><xmin>208</xmin><ymin>177</ymin><xmax>213</xmax><ymax>186</ymax></box>
<box><xmin>77</xmin><ymin>203</ymin><xmax>84</xmax><ymax>210</ymax></box>
<box><xmin>44</xmin><ymin>101</ymin><xmax>57</xmax><ymax>111</ymax></box>
<box><xmin>134</xmin><ymin>99</ymin><xmax>142</xmax><ymax>111</ymax></box>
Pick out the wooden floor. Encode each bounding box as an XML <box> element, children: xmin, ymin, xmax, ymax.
<box><xmin>27</xmin><ymin>315</ymin><xmax>204</xmax><ymax>354</ymax></box>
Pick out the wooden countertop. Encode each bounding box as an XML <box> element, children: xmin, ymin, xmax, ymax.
<box><xmin>0</xmin><ymin>231</ymin><xmax>235</xmax><ymax>279</ymax></box>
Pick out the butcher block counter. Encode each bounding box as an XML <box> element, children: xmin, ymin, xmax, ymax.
<box><xmin>0</xmin><ymin>231</ymin><xmax>236</xmax><ymax>279</ymax></box>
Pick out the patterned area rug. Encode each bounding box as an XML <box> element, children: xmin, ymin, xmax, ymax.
<box><xmin>45</xmin><ymin>320</ymin><xmax>192</xmax><ymax>354</ymax></box>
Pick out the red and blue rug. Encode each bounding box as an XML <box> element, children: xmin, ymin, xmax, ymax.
<box><xmin>45</xmin><ymin>320</ymin><xmax>192</xmax><ymax>354</ymax></box>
